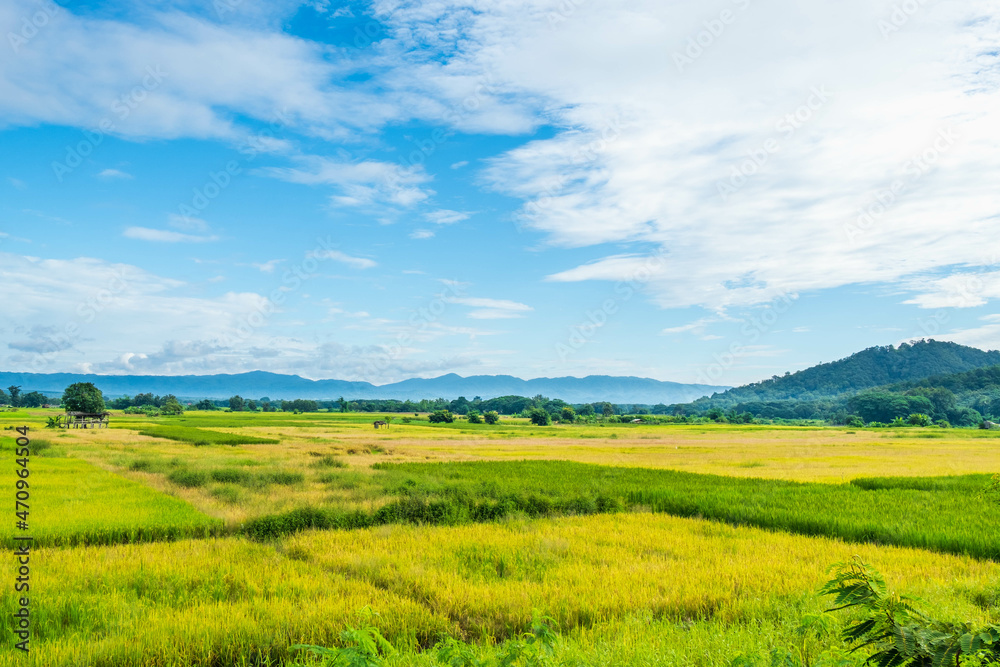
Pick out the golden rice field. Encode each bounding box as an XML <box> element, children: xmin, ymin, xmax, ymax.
<box><xmin>1</xmin><ymin>407</ymin><xmax>999</xmax><ymax>666</ymax></box>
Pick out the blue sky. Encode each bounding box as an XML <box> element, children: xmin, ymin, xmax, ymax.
<box><xmin>1</xmin><ymin>0</ymin><xmax>998</xmax><ymax>387</ymax></box>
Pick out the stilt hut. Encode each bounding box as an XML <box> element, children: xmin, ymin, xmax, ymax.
<box><xmin>63</xmin><ymin>412</ymin><xmax>110</xmax><ymax>429</ymax></box>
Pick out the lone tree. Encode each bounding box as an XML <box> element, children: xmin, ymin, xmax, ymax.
<box><xmin>8</xmin><ymin>385</ymin><xmax>22</xmax><ymax>408</ymax></box>
<box><xmin>161</xmin><ymin>396</ymin><xmax>184</xmax><ymax>415</ymax></box>
<box><xmin>528</xmin><ymin>407</ymin><xmax>551</xmax><ymax>426</ymax></box>
<box><xmin>62</xmin><ymin>383</ymin><xmax>106</xmax><ymax>413</ymax></box>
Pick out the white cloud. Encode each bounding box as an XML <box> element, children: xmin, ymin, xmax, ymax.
<box><xmin>97</xmin><ymin>168</ymin><xmax>133</xmax><ymax>180</ymax></box>
<box><xmin>123</xmin><ymin>226</ymin><xmax>219</xmax><ymax>243</ymax></box>
<box><xmin>167</xmin><ymin>213</ymin><xmax>210</xmax><ymax>232</ymax></box>
<box><xmin>0</xmin><ymin>0</ymin><xmax>413</xmax><ymax>141</ymax></box>
<box><xmin>8</xmin><ymin>178</ymin><xmax>26</xmax><ymax>190</ymax></box>
<box><xmin>450</xmin><ymin>161</ymin><xmax>469</xmax><ymax>169</ymax></box>
<box><xmin>410</xmin><ymin>229</ymin><xmax>435</xmax><ymax>239</ymax></box>
<box><xmin>448</xmin><ymin>296</ymin><xmax>533</xmax><ymax>319</ymax></box>
<box><xmin>903</xmin><ymin>271</ymin><xmax>1000</xmax><ymax>309</ymax></box>
<box><xmin>425</xmin><ymin>209</ymin><xmax>472</xmax><ymax>225</ymax></box>
<box><xmin>260</xmin><ymin>156</ymin><xmax>432</xmax><ymax>209</ymax></box>
<box><xmin>313</xmin><ymin>250</ymin><xmax>377</xmax><ymax>269</ymax></box>
<box><xmin>661</xmin><ymin>317</ymin><xmax>718</xmax><ymax>336</ymax></box>
<box><xmin>251</xmin><ymin>259</ymin><xmax>284</xmax><ymax>273</ymax></box>
<box><xmin>369</xmin><ymin>0</ymin><xmax>1000</xmax><ymax>312</ymax></box>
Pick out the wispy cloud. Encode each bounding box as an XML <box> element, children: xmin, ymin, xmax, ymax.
<box><xmin>97</xmin><ymin>168</ymin><xmax>133</xmax><ymax>180</ymax></box>
<box><xmin>425</xmin><ymin>209</ymin><xmax>471</xmax><ymax>225</ymax></box>
<box><xmin>251</xmin><ymin>259</ymin><xmax>284</xmax><ymax>273</ymax></box>
<box><xmin>449</xmin><ymin>296</ymin><xmax>533</xmax><ymax>319</ymax></box>
<box><xmin>260</xmin><ymin>157</ymin><xmax>431</xmax><ymax>209</ymax></box>
<box><xmin>123</xmin><ymin>227</ymin><xmax>219</xmax><ymax>243</ymax></box>
<box><xmin>313</xmin><ymin>249</ymin><xmax>377</xmax><ymax>269</ymax></box>
<box><xmin>410</xmin><ymin>229</ymin><xmax>435</xmax><ymax>240</ymax></box>
<box><xmin>167</xmin><ymin>213</ymin><xmax>210</xmax><ymax>233</ymax></box>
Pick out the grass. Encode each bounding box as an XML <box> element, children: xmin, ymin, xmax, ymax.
<box><xmin>0</xmin><ymin>537</ymin><xmax>454</xmax><ymax>667</ymax></box>
<box><xmin>0</xmin><ymin>441</ymin><xmax>222</xmax><ymax>547</ymax></box>
<box><xmin>130</xmin><ymin>424</ymin><xmax>280</xmax><ymax>446</ymax></box>
<box><xmin>4</xmin><ymin>514</ymin><xmax>999</xmax><ymax>666</ymax></box>
<box><xmin>322</xmin><ymin>460</ymin><xmax>998</xmax><ymax>560</ymax></box>
<box><xmin>2</xmin><ymin>410</ymin><xmax>1000</xmax><ymax>666</ymax></box>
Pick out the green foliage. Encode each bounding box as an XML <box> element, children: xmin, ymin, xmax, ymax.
<box><xmin>62</xmin><ymin>382</ymin><xmax>106</xmax><ymax>413</ymax></box>
<box><xmin>528</xmin><ymin>408</ymin><xmax>551</xmax><ymax>426</ymax></box>
<box><xmin>559</xmin><ymin>407</ymin><xmax>576</xmax><ymax>423</ymax></box>
<box><xmin>291</xmin><ymin>608</ymin><xmax>396</xmax><ymax>667</ymax></box>
<box><xmin>429</xmin><ymin>410</ymin><xmax>455</xmax><ymax>423</ymax></box>
<box><xmin>466</xmin><ymin>411</ymin><xmax>483</xmax><ymax>424</ymax></box>
<box><xmin>229</xmin><ymin>395</ymin><xmax>245</xmax><ymax>412</ymax></box>
<box><xmin>161</xmin><ymin>396</ymin><xmax>184</xmax><ymax>415</ymax></box>
<box><xmin>312</xmin><ymin>454</ymin><xmax>348</xmax><ymax>468</ymax></box>
<box><xmin>168</xmin><ymin>468</ymin><xmax>209</xmax><ymax>488</ymax></box>
<box><xmin>497</xmin><ymin>611</ymin><xmax>559</xmax><ymax>667</ymax></box>
<box><xmin>133</xmin><ymin>424</ymin><xmax>279</xmax><ymax>445</ymax></box>
<box><xmin>907</xmin><ymin>413</ymin><xmax>932</xmax><ymax>426</ymax></box>
<box><xmin>484</xmin><ymin>411</ymin><xmax>500</xmax><ymax>425</ymax></box>
<box><xmin>821</xmin><ymin>557</ymin><xmax>1000</xmax><ymax>667</ymax></box>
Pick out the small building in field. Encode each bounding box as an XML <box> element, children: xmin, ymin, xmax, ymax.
<box><xmin>63</xmin><ymin>412</ymin><xmax>111</xmax><ymax>429</ymax></box>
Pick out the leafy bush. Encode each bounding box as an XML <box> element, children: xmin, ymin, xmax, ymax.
<box><xmin>483</xmin><ymin>410</ymin><xmax>500</xmax><ymax>425</ymax></box>
<box><xmin>822</xmin><ymin>556</ymin><xmax>1000</xmax><ymax>667</ymax></box>
<box><xmin>907</xmin><ymin>412</ymin><xmax>932</xmax><ymax>426</ymax></box>
<box><xmin>428</xmin><ymin>410</ymin><xmax>454</xmax><ymax>423</ymax></box>
<box><xmin>466</xmin><ymin>411</ymin><xmax>483</xmax><ymax>424</ymax></box>
<box><xmin>528</xmin><ymin>407</ymin><xmax>551</xmax><ymax>426</ymax></box>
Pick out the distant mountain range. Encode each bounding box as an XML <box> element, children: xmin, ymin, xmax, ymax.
<box><xmin>684</xmin><ymin>339</ymin><xmax>1000</xmax><ymax>409</ymax></box>
<box><xmin>0</xmin><ymin>371</ymin><xmax>729</xmax><ymax>405</ymax></box>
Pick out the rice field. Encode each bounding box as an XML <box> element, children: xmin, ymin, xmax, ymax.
<box><xmin>4</xmin><ymin>514</ymin><xmax>1000</xmax><ymax>666</ymax></box>
<box><xmin>2</xmin><ymin>408</ymin><xmax>999</xmax><ymax>666</ymax></box>
<box><xmin>0</xmin><ymin>437</ymin><xmax>222</xmax><ymax>548</ymax></box>
<box><xmin>129</xmin><ymin>423</ymin><xmax>280</xmax><ymax>446</ymax></box>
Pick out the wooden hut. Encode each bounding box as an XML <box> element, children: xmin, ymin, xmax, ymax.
<box><xmin>63</xmin><ymin>412</ymin><xmax>110</xmax><ymax>429</ymax></box>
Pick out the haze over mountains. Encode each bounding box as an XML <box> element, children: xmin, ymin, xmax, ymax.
<box><xmin>0</xmin><ymin>371</ymin><xmax>728</xmax><ymax>405</ymax></box>
<box><xmin>5</xmin><ymin>340</ymin><xmax>1000</xmax><ymax>409</ymax></box>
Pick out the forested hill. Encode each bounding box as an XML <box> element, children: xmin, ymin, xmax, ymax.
<box><xmin>887</xmin><ymin>364</ymin><xmax>1000</xmax><ymax>395</ymax></box>
<box><xmin>684</xmin><ymin>340</ymin><xmax>1000</xmax><ymax>409</ymax></box>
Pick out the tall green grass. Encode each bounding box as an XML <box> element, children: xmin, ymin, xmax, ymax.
<box><xmin>132</xmin><ymin>424</ymin><xmax>279</xmax><ymax>445</ymax></box>
<box><xmin>280</xmin><ymin>460</ymin><xmax>1000</xmax><ymax>560</ymax></box>
<box><xmin>0</xmin><ymin>457</ymin><xmax>223</xmax><ymax>547</ymax></box>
